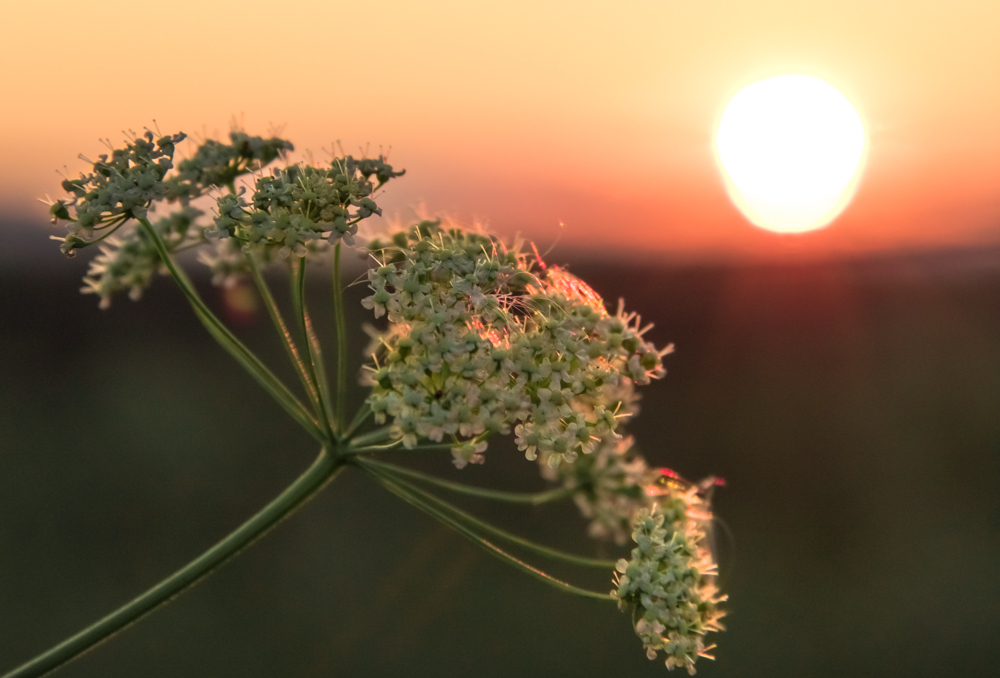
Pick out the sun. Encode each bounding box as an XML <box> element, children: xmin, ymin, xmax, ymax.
<box><xmin>714</xmin><ymin>74</ymin><xmax>867</xmax><ymax>234</ymax></box>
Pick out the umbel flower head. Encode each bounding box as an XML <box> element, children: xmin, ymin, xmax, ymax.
<box><xmin>49</xmin><ymin>130</ymin><xmax>186</xmax><ymax>255</ymax></box>
<box><xmin>48</xmin><ymin>127</ymin><xmax>404</xmax><ymax>307</ymax></box>
<box><xmin>48</xmin><ymin>128</ymin><xmax>295</xmax><ymax>268</ymax></box>
<box><xmin>362</xmin><ymin>220</ymin><xmax>672</xmax><ymax>468</ymax></box>
<box><xmin>612</xmin><ymin>473</ymin><xmax>726</xmax><ymax>674</ymax></box>
<box><xmin>165</xmin><ymin>131</ymin><xmax>294</xmax><ymax>203</ymax></box>
<box><xmin>206</xmin><ymin>155</ymin><xmax>405</xmax><ymax>256</ymax></box>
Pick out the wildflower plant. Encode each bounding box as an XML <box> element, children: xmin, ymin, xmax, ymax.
<box><xmin>8</xmin><ymin>126</ymin><xmax>728</xmax><ymax>677</ymax></box>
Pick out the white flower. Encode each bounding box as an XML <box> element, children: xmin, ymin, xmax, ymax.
<box><xmin>362</xmin><ymin>221</ymin><xmax>670</xmax><ymax>469</ymax></box>
<box><xmin>81</xmin><ymin>207</ymin><xmax>203</xmax><ymax>308</ymax></box>
<box><xmin>612</xmin><ymin>480</ymin><xmax>726</xmax><ymax>674</ymax></box>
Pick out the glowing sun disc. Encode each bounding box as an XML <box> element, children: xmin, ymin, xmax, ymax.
<box><xmin>714</xmin><ymin>74</ymin><xmax>867</xmax><ymax>233</ymax></box>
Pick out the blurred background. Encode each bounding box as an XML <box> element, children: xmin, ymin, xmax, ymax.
<box><xmin>2</xmin><ymin>1</ymin><xmax>999</xmax><ymax>676</ymax></box>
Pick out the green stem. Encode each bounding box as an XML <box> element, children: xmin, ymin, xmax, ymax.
<box><xmin>192</xmin><ymin>304</ymin><xmax>324</xmax><ymax>443</ymax></box>
<box><xmin>344</xmin><ymin>441</ymin><xmax>457</xmax><ymax>454</ymax></box>
<box><xmin>138</xmin><ymin>220</ymin><xmax>324</xmax><ymax>443</ymax></box>
<box><xmin>360</xmin><ymin>458</ymin><xmax>574</xmax><ymax>505</ymax></box>
<box><xmin>347</xmin><ymin>426</ymin><xmax>393</xmax><ymax>449</ymax></box>
<box><xmin>360</xmin><ymin>462</ymin><xmax>617</xmax><ymax>569</ymax></box>
<box><xmin>2</xmin><ymin>450</ymin><xmax>344</xmax><ymax>678</ymax></box>
<box><xmin>344</xmin><ymin>402</ymin><xmax>372</xmax><ymax>438</ymax></box>
<box><xmin>246</xmin><ymin>254</ymin><xmax>321</xmax><ymax>413</ymax></box>
<box><xmin>54</xmin><ymin>218</ymin><xmax>127</xmax><ymax>251</ymax></box>
<box><xmin>332</xmin><ymin>243</ymin><xmax>348</xmax><ymax>436</ymax></box>
<box><xmin>365</xmin><ymin>469</ymin><xmax>613</xmax><ymax>601</ymax></box>
<box><xmin>292</xmin><ymin>257</ymin><xmax>338</xmax><ymax>440</ymax></box>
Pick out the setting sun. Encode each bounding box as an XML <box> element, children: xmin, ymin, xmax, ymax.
<box><xmin>715</xmin><ymin>74</ymin><xmax>867</xmax><ymax>234</ymax></box>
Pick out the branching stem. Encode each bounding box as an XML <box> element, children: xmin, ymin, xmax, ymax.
<box><xmin>363</xmin><ymin>468</ymin><xmax>614</xmax><ymax>601</ymax></box>
<box><xmin>359</xmin><ymin>461</ymin><xmax>617</xmax><ymax>570</ymax></box>
<box><xmin>139</xmin><ymin>219</ymin><xmax>324</xmax><ymax>442</ymax></box>
<box><xmin>2</xmin><ymin>450</ymin><xmax>344</xmax><ymax>678</ymax></box>
<box><xmin>292</xmin><ymin>257</ymin><xmax>338</xmax><ymax>440</ymax></box>
<box><xmin>246</xmin><ymin>254</ymin><xmax>321</xmax><ymax>413</ymax></box>
<box><xmin>345</xmin><ymin>402</ymin><xmax>372</xmax><ymax>437</ymax></box>
<box><xmin>359</xmin><ymin>458</ymin><xmax>574</xmax><ymax>505</ymax></box>
<box><xmin>332</xmin><ymin>243</ymin><xmax>348</xmax><ymax>435</ymax></box>
<box><xmin>344</xmin><ymin>440</ymin><xmax>460</xmax><ymax>454</ymax></box>
<box><xmin>347</xmin><ymin>426</ymin><xmax>394</xmax><ymax>449</ymax></box>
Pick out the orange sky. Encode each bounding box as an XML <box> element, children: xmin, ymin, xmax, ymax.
<box><xmin>2</xmin><ymin>0</ymin><xmax>998</xmax><ymax>262</ymax></box>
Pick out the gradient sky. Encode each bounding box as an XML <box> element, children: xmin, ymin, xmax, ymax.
<box><xmin>2</xmin><ymin>0</ymin><xmax>998</xmax><ymax>261</ymax></box>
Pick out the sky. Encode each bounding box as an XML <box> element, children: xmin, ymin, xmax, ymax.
<box><xmin>2</xmin><ymin>0</ymin><xmax>999</xmax><ymax>262</ymax></box>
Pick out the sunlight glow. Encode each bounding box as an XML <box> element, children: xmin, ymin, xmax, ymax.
<box><xmin>714</xmin><ymin>75</ymin><xmax>867</xmax><ymax>233</ymax></box>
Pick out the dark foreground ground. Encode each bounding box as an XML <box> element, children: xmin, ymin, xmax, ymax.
<box><xmin>2</xmin><ymin>234</ymin><xmax>999</xmax><ymax>677</ymax></box>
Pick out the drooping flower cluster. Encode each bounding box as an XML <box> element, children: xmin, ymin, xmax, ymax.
<box><xmin>362</xmin><ymin>221</ymin><xmax>670</xmax><ymax>468</ymax></box>
<box><xmin>193</xmin><ymin>236</ymin><xmax>276</xmax><ymax>288</ymax></box>
<box><xmin>206</xmin><ymin>155</ymin><xmax>404</xmax><ymax>256</ymax></box>
<box><xmin>612</xmin><ymin>475</ymin><xmax>726</xmax><ymax>674</ymax></box>
<box><xmin>50</xmin><ymin>131</ymin><xmax>186</xmax><ymax>255</ymax></box>
<box><xmin>81</xmin><ymin>207</ymin><xmax>204</xmax><ymax>307</ymax></box>
<box><xmin>540</xmin><ymin>431</ymin><xmax>659</xmax><ymax>544</ymax></box>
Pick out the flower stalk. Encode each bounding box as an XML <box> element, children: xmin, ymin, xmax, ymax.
<box><xmin>363</xmin><ymin>467</ymin><xmax>615</xmax><ymax>601</ymax></box>
<box><xmin>246</xmin><ymin>253</ymin><xmax>322</xmax><ymax>414</ymax></box>
<box><xmin>2</xmin><ymin>449</ymin><xmax>344</xmax><ymax>678</ymax></box>
<box><xmin>292</xmin><ymin>256</ymin><xmax>338</xmax><ymax>439</ymax></box>
<box><xmin>332</xmin><ymin>242</ymin><xmax>349</xmax><ymax>435</ymax></box>
<box><xmin>359</xmin><ymin>457</ymin><xmax>574</xmax><ymax>505</ymax></box>
<box><xmin>357</xmin><ymin>459</ymin><xmax>617</xmax><ymax>569</ymax></box>
<box><xmin>139</xmin><ymin>218</ymin><xmax>323</xmax><ymax>441</ymax></box>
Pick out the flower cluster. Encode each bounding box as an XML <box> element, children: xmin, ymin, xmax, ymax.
<box><xmin>51</xmin><ymin>128</ymin><xmax>401</xmax><ymax>305</ymax></box>
<box><xmin>50</xmin><ymin>131</ymin><xmax>186</xmax><ymax>255</ymax></box>
<box><xmin>196</xmin><ymin>236</ymin><xmax>263</xmax><ymax>288</ymax></box>
<box><xmin>80</xmin><ymin>207</ymin><xmax>204</xmax><ymax>308</ymax></box>
<box><xmin>206</xmin><ymin>155</ymin><xmax>404</xmax><ymax>256</ymax></box>
<box><xmin>363</xmin><ymin>222</ymin><xmax>526</xmax><ymax>466</ymax></box>
<box><xmin>541</xmin><ymin>430</ymin><xmax>658</xmax><ymax>543</ymax></box>
<box><xmin>165</xmin><ymin>131</ymin><xmax>293</xmax><ymax>202</ymax></box>
<box><xmin>362</xmin><ymin>221</ymin><xmax>670</xmax><ymax>468</ymax></box>
<box><xmin>612</xmin><ymin>476</ymin><xmax>726</xmax><ymax>674</ymax></box>
<box><xmin>48</xmin><ymin>124</ymin><xmax>731</xmax><ymax>671</ymax></box>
